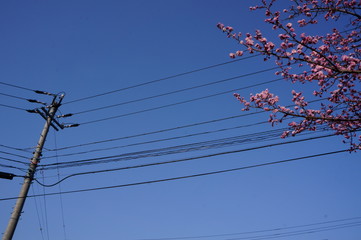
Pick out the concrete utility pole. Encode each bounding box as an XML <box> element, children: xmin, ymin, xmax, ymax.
<box><xmin>2</xmin><ymin>94</ymin><xmax>64</xmax><ymax>240</ymax></box>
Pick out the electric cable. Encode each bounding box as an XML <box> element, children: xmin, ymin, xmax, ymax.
<box><xmin>47</xmin><ymin>111</ymin><xmax>263</xmax><ymax>151</ymax></box>
<box><xmin>77</xmin><ymin>66</ymin><xmax>310</xmax><ymax>126</ymax></box>
<box><xmin>40</xmin><ymin>171</ymin><xmax>50</xmax><ymax>240</ymax></box>
<box><xmin>31</xmin><ymin>187</ymin><xmax>46</xmax><ymax>240</ymax></box>
<box><xmin>0</xmin><ymin>92</ymin><xmax>50</xmax><ymax>106</ymax></box>
<box><xmin>228</xmin><ymin>222</ymin><xmax>361</xmax><ymax>240</ymax></box>
<box><xmin>36</xmin><ymin>144</ymin><xmax>343</xmax><ymax>187</ymax></box>
<box><xmin>41</xmin><ymin>126</ymin><xmax>293</xmax><ymax>164</ymax></box>
<box><xmin>43</xmin><ymin>120</ymin><xmax>275</xmax><ymax>159</ymax></box>
<box><xmin>61</xmin><ymin>26</ymin><xmax>359</xmax><ymax>106</ymax></box>
<box><xmin>0</xmin><ymin>103</ymin><xmax>27</xmax><ymax>111</ymax></box>
<box><xmin>136</xmin><ymin>216</ymin><xmax>361</xmax><ymax>240</ymax></box>
<box><xmin>0</xmin><ymin>162</ymin><xmax>27</xmax><ymax>171</ymax></box>
<box><xmin>0</xmin><ymin>81</ymin><xmax>35</xmax><ymax>92</ymax></box>
<box><xmin>72</xmin><ymin>66</ymin><xmax>280</xmax><ymax>115</ymax></box>
<box><xmin>1</xmin><ymin>148</ymin><xmax>347</xmax><ymax>201</ymax></box>
<box><xmin>79</xmin><ymin>78</ymin><xmax>280</xmax><ymax>125</ymax></box>
<box><xmin>44</xmin><ymin>112</ymin><xmax>329</xmax><ymax>161</ymax></box>
<box><xmin>42</xmin><ymin>128</ymin><xmax>291</xmax><ymax>168</ymax></box>
<box><xmin>46</xmin><ymin>98</ymin><xmax>325</xmax><ymax>152</ymax></box>
<box><xmin>42</xmin><ymin>127</ymin><xmax>300</xmax><ymax>164</ymax></box>
<box><xmin>53</xmin><ymin>133</ymin><xmax>68</xmax><ymax>240</ymax></box>
<box><xmin>0</xmin><ymin>81</ymin><xmax>56</xmax><ymax>99</ymax></box>
<box><xmin>40</xmin><ymin>133</ymin><xmax>333</xmax><ymax>171</ymax></box>
<box><xmin>64</xmin><ymin>55</ymin><xmax>261</xmax><ymax>105</ymax></box>
<box><xmin>0</xmin><ymin>144</ymin><xmax>33</xmax><ymax>153</ymax></box>
<box><xmin>0</xmin><ymin>92</ymin><xmax>29</xmax><ymax>101</ymax></box>
<box><xmin>0</xmin><ymin>150</ymin><xmax>29</xmax><ymax>159</ymax></box>
<box><xmin>0</xmin><ymin>156</ymin><xmax>28</xmax><ymax>165</ymax></box>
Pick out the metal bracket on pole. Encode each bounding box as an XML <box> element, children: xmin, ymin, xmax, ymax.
<box><xmin>36</xmin><ymin>109</ymin><xmax>60</xmax><ymax>131</ymax></box>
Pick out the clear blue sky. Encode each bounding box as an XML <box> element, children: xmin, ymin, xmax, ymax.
<box><xmin>0</xmin><ymin>1</ymin><xmax>360</xmax><ymax>239</ymax></box>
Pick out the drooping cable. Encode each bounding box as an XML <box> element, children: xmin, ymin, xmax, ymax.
<box><xmin>36</xmin><ymin>142</ymin><xmax>341</xmax><ymax>187</ymax></box>
<box><xmin>0</xmin><ymin>148</ymin><xmax>347</xmax><ymax>200</ymax></box>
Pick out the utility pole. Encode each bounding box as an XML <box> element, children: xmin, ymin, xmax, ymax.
<box><xmin>2</xmin><ymin>93</ymin><xmax>65</xmax><ymax>240</ymax></box>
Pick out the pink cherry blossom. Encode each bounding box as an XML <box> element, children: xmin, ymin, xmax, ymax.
<box><xmin>217</xmin><ymin>0</ymin><xmax>361</xmax><ymax>151</ymax></box>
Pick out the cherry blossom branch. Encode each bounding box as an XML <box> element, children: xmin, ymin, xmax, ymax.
<box><xmin>218</xmin><ymin>0</ymin><xmax>361</xmax><ymax>150</ymax></box>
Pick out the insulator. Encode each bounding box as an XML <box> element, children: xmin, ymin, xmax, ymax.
<box><xmin>27</xmin><ymin>99</ymin><xmax>47</xmax><ymax>105</ymax></box>
<box><xmin>0</xmin><ymin>171</ymin><xmax>14</xmax><ymax>180</ymax></box>
<box><xmin>26</xmin><ymin>109</ymin><xmax>38</xmax><ymax>113</ymax></box>
<box><xmin>57</xmin><ymin>113</ymin><xmax>73</xmax><ymax>118</ymax></box>
<box><xmin>34</xmin><ymin>90</ymin><xmax>56</xmax><ymax>96</ymax></box>
<box><xmin>62</xmin><ymin>124</ymin><xmax>80</xmax><ymax>128</ymax></box>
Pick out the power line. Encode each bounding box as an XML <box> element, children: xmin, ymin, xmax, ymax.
<box><xmin>0</xmin><ymin>162</ymin><xmax>27</xmax><ymax>171</ymax></box>
<box><xmin>40</xmin><ymin>172</ymin><xmax>50</xmax><ymax>240</ymax></box>
<box><xmin>0</xmin><ymin>156</ymin><xmax>28</xmax><ymax>166</ymax></box>
<box><xmin>43</xmin><ymin>120</ymin><xmax>273</xmax><ymax>159</ymax></box>
<box><xmin>136</xmin><ymin>216</ymin><xmax>361</xmax><ymax>240</ymax></box>
<box><xmin>40</xmin><ymin>133</ymin><xmax>333</xmax><ymax>171</ymax></box>
<box><xmin>44</xmin><ymin>117</ymin><xmax>328</xmax><ymax>162</ymax></box>
<box><xmin>42</xmin><ymin>128</ymin><xmax>291</xmax><ymax>168</ymax></box>
<box><xmin>42</xmin><ymin>127</ymin><xmax>296</xmax><ymax>165</ymax></box>
<box><xmin>0</xmin><ymin>103</ymin><xmax>27</xmax><ymax>111</ymax></box>
<box><xmin>72</xmin><ymin>66</ymin><xmax>280</xmax><ymax>115</ymax></box>
<box><xmin>46</xmin><ymin>98</ymin><xmax>325</xmax><ymax>152</ymax></box>
<box><xmin>79</xmin><ymin>76</ymin><xmax>285</xmax><ymax>125</ymax></box>
<box><xmin>64</xmin><ymin>55</ymin><xmax>261</xmax><ymax>105</ymax></box>
<box><xmin>77</xmin><ymin>65</ymin><xmax>310</xmax><ymax>126</ymax></box>
<box><xmin>0</xmin><ymin>150</ymin><xmax>29</xmax><ymax>159</ymax></box>
<box><xmin>53</xmin><ymin>133</ymin><xmax>68</xmax><ymax>240</ymax></box>
<box><xmin>2</xmin><ymin>148</ymin><xmax>347</xmax><ymax>201</ymax></box>
<box><xmin>36</xmin><ymin>144</ymin><xmax>343</xmax><ymax>187</ymax></box>
<box><xmin>0</xmin><ymin>92</ymin><xmax>55</xmax><ymax>107</ymax></box>
<box><xmin>0</xmin><ymin>144</ymin><xmax>33</xmax><ymax>153</ymax></box>
<box><xmin>41</xmin><ymin>127</ymin><xmax>292</xmax><ymax>168</ymax></box>
<box><xmin>46</xmin><ymin>111</ymin><xmax>264</xmax><ymax>151</ymax></box>
<box><xmin>0</xmin><ymin>81</ymin><xmax>35</xmax><ymax>92</ymax></box>
<box><xmin>228</xmin><ymin>222</ymin><xmax>361</xmax><ymax>240</ymax></box>
<box><xmin>31</xmin><ymin>187</ymin><xmax>46</xmax><ymax>240</ymax></box>
<box><xmin>0</xmin><ymin>92</ymin><xmax>28</xmax><ymax>101</ymax></box>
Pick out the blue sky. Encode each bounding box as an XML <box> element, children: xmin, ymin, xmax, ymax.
<box><xmin>0</xmin><ymin>1</ymin><xmax>360</xmax><ymax>239</ymax></box>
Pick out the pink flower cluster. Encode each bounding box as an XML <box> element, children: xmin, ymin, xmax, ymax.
<box><xmin>218</xmin><ymin>0</ymin><xmax>361</xmax><ymax>150</ymax></box>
